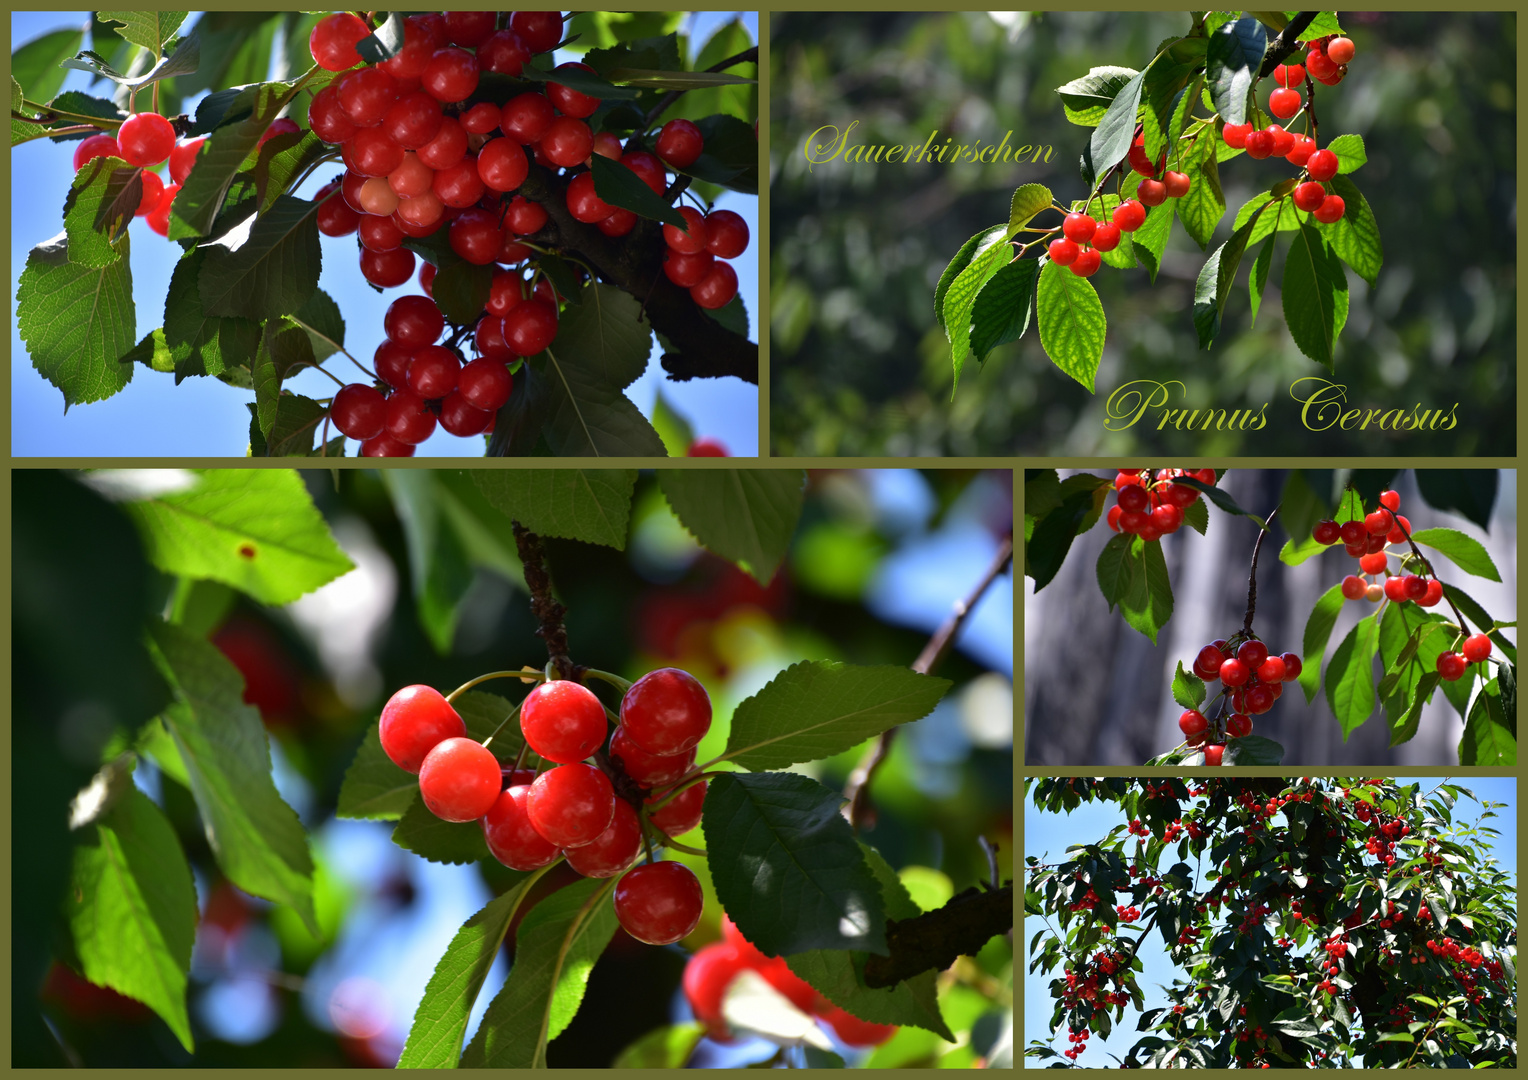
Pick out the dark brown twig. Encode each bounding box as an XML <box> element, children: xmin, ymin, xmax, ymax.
<box><xmin>1243</xmin><ymin>507</ymin><xmax>1279</xmax><ymax>635</ymax></box>
<box><xmin>512</xmin><ymin>522</ymin><xmax>580</xmax><ymax>681</ymax></box>
<box><xmin>1258</xmin><ymin>11</ymin><xmax>1320</xmax><ymax>77</ymax></box>
<box><xmin>844</xmin><ymin>530</ymin><xmax>1014</xmax><ymax>829</ymax></box>
<box><xmin>862</xmin><ymin>882</ymin><xmax>1013</xmax><ymax>989</ymax></box>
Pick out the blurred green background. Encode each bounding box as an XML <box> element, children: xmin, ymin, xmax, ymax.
<box><xmin>770</xmin><ymin>12</ymin><xmax>1516</xmax><ymax>456</ymax></box>
<box><xmin>14</xmin><ymin>468</ymin><xmax>1013</xmax><ymax>1067</ymax></box>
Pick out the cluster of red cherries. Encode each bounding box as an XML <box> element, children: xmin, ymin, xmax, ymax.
<box><xmin>1221</xmin><ymin>34</ymin><xmax>1357</xmax><ymax>224</ymax></box>
<box><xmin>378</xmin><ymin>667</ymin><xmax>713</xmax><ymax>946</ymax></box>
<box><xmin>1104</xmin><ymin>467</ymin><xmax>1217</xmax><ymax>541</ymax></box>
<box><xmin>1178</xmin><ymin>637</ymin><xmax>1303</xmax><ymax>763</ymax></box>
<box><xmin>1311</xmin><ymin>489</ymin><xmax>1494</xmax><ymax>681</ymax></box>
<box><xmin>683</xmin><ymin>917</ymin><xmax>896</xmax><ymax>1049</ymax></box>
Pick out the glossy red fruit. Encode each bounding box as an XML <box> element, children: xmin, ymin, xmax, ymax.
<box><xmin>564</xmin><ymin>798</ymin><xmax>642</xmax><ymax>878</ymax></box>
<box><xmin>547</xmin><ymin>61</ymin><xmax>601</xmax><ymax>118</ymax></box>
<box><xmin>384</xmin><ymin>294</ymin><xmax>445</xmax><ymax>347</ymax></box>
<box><xmin>1256</xmin><ymin>656</ymin><xmax>1287</xmax><ymax>684</ymax></box>
<box><xmin>1137</xmin><ymin>178</ymin><xmax>1167</xmax><ymax>206</ymax></box>
<box><xmin>482</xmin><ymin>785</ymin><xmax>561</xmax><ymax>870</ymax></box>
<box><xmin>1382</xmin><ymin>575</ymin><xmax>1409</xmax><ymax>602</ymax></box>
<box><xmin>566</xmin><ymin>171</ymin><xmax>614</xmax><ymax>223</ymax></box>
<box><xmin>614</xmin><ymin>861</ymin><xmax>704</xmax><ymax>946</ymax></box>
<box><xmin>477</xmin><ymin>137</ymin><xmax>529</xmax><ymax>192</ymax></box>
<box><xmin>527</xmin><ymin>763</ymin><xmax>615</xmax><ymax>848</ymax></box>
<box><xmin>1286</xmin><ymin>134</ymin><xmax>1317</xmax><ymax>166</ymax></box>
<box><xmin>374</xmin><ymin>341</ymin><xmax>413</xmax><ymax>388</ymax></box>
<box><xmin>1418</xmin><ymin>579</ymin><xmax>1444</xmax><ymax>607</ymax></box>
<box><xmin>1221</xmin><ymin>121</ymin><xmax>1252</xmax><ymax>148</ymax></box>
<box><xmin>166</xmin><ymin>137</ymin><xmax>205</xmax><ymax>184</ymax></box>
<box><xmin>117</xmin><ymin>113</ymin><xmax>176</xmax><ymax>167</ymax></box>
<box><xmin>359</xmin><ymin>433</ymin><xmax>416</xmax><ymax>457</ymax></box>
<box><xmin>687</xmin><ymin>437</ymin><xmax>728</xmax><ymax>457</ymax></box>
<box><xmin>500</xmin><ymin>92</ymin><xmax>555</xmax><ymax>144</ymax></box>
<box><xmin>406</xmin><ymin>344</ymin><xmax>461</xmax><ymax>399</ymax></box>
<box><xmin>1090</xmin><ymin>221</ymin><xmax>1122</xmax><ymax>252</ymax></box>
<box><xmin>505</xmin><ymin>195</ymin><xmax>549</xmax><ymax>235</ymax></box>
<box><xmin>511</xmin><ymin>11</ymin><xmax>563</xmax><ymax>54</ymax></box>
<box><xmin>1047</xmin><ymin>238</ymin><xmax>1079</xmax><ymax>266</ymax></box>
<box><xmin>821</xmin><ymin>1006</ymin><xmax>897</xmax><ymax>1048</ymax></box>
<box><xmin>1270</xmin><ymin>86</ymin><xmax>1301</xmax><ymax>119</ymax></box>
<box><xmin>1244</xmin><ymin>129</ymin><xmax>1275</xmax><ymax>159</ymax></box>
<box><xmin>338</xmin><ymin>66</ymin><xmax>399</xmax><ymax>127</ymax></box>
<box><xmin>310</xmin><ymin>12</ymin><xmax>371</xmax><ymax>72</ymax></box>
<box><xmin>457</xmin><ymin>357</ymin><xmax>514</xmax><ymax>412</ymax></box>
<box><xmin>521</xmin><ymin>680</ymin><xmax>609</xmax><ymax>765</ymax></box>
<box><xmin>379</xmin><ymin>684</ymin><xmax>466</xmax><ymax>772</ymax></box>
<box><xmin>1245</xmin><ymin>685</ymin><xmax>1274</xmax><ymax>715</ymax></box>
<box><xmin>610</xmin><ymin>726</ymin><xmax>695</xmax><ymax>788</ymax></box>
<box><xmin>419</xmin><ymin>737</ymin><xmax>501</xmax><ymax>821</ymax></box>
<box><xmin>1062</xmin><ymin>212</ymin><xmax>1096</xmax><ymax>244</ymax></box>
<box><xmin>1436</xmin><ymin>652</ymin><xmax>1466</xmax><ymax>681</ymax></box>
<box><xmin>433</xmin><ymin>156</ymin><xmax>485</xmax><ymax>208</ymax></box>
<box><xmin>383</xmin><ymin>90</ymin><xmax>445</xmax><ymax>149</ymax></box>
<box><xmin>621</xmin><ymin>668</ymin><xmax>712</xmax><ymax>756</ymax></box>
<box><xmin>383</xmin><ymin>386</ymin><xmax>437</xmax><ymax>442</ymax></box>
<box><xmin>1314</xmin><ymin>195</ymin><xmax>1345</xmax><ymax>224</ymax></box>
<box><xmin>1194</xmin><ymin>644</ymin><xmax>1226</xmax><ymax>680</ymax></box>
<box><xmin>1220</xmin><ymin>658</ymin><xmax>1250</xmax><ymax>687</ymax></box>
<box><xmin>664</xmin><ymin>249</ymin><xmax>713</xmax><ymax>288</ymax></box>
<box><xmin>1462</xmin><ymin>634</ymin><xmax>1492</xmax><ymax>664</ymax></box>
<box><xmin>1293</xmin><ymin>181</ymin><xmax>1327</xmax><ymax>213</ymax></box>
<box><xmin>72</xmin><ymin>133</ymin><xmax>122</xmax><ymax>173</ymax></box>
<box><xmin>691</xmin><ymin>261</ymin><xmax>739</xmax><ymax>309</ymax></box>
<box><xmin>438</xmin><ymin>391</ymin><xmax>493</xmax><ymax>436</ymax></box>
<box><xmin>1386</xmin><ymin>515</ymin><xmax>1412</xmax><ymax>545</ymax></box>
<box><xmin>479</xmin><ymin>29</ymin><xmax>532</xmax><ymax>75</ymax></box>
<box><xmin>448</xmin><ymin>206</ymin><xmax>502</xmax><ymax>264</ymax></box>
<box><xmin>422</xmin><ymin>46</ymin><xmax>479</xmax><ymax>103</ymax></box>
<box><xmin>345</xmin><ymin>127</ymin><xmax>407</xmax><ymax>176</ymax></box>
<box><xmin>704</xmin><ymin>210</ymin><xmax>749</xmax><ymax>259</ymax></box>
<box><xmin>444</xmin><ymin>10</ymin><xmax>496</xmax><ymax>47</ymax></box>
<box><xmin>1226</xmin><ymin>713</ymin><xmax>1253</xmax><ymax>738</ymax></box>
<box><xmin>132</xmin><ymin>169</ymin><xmax>165</xmax><ymax>217</ymax></box>
<box><xmin>316</xmin><ymin>186</ymin><xmax>361</xmax><ymax>237</ymax></box>
<box><xmin>328</xmin><ymin>382</ymin><xmax>386</xmax><ymax>440</ymax></box>
<box><xmin>1402</xmin><ymin>575</ymin><xmax>1428</xmax><ymax>601</ymax></box>
<box><xmin>1202</xmin><ymin>743</ymin><xmax>1225</xmax><ymax>766</ymax></box>
<box><xmin>1070</xmin><ymin>248</ymin><xmax>1102</xmax><ymax>278</ymax></box>
<box><xmin>1341</xmin><ymin>574</ymin><xmax>1367</xmax><ymax>600</ymax></box>
<box><xmin>1275</xmin><ymin>62</ymin><xmax>1306</xmax><ymax>87</ymax></box>
<box><xmin>1281</xmin><ymin>653</ymin><xmax>1303</xmax><ymax>680</ymax></box>
<box><xmin>1306</xmin><ymin>149</ymin><xmax>1339</xmax><ymax>181</ymax></box>
<box><xmin>1237</xmin><ymin>640</ymin><xmax>1270</xmax><ymax>670</ymax></box>
<box><xmin>647</xmin><ymin>780</ymin><xmax>706</xmax><ymax>836</ymax></box>
<box><xmin>1179</xmin><ymin>709</ymin><xmax>1207</xmax><ymax>738</ymax></box>
<box><xmin>663</xmin><ymin>206</ymin><xmax>709</xmax><ymax>254</ymax></box>
<box><xmin>656</xmin><ymin>118</ymin><xmax>704</xmax><ymax>168</ymax></box>
<box><xmin>145</xmin><ymin>182</ymin><xmax>180</xmax><ymax>236</ymax></box>
<box><xmin>417</xmin><ymin>115</ymin><xmax>468</xmax><ymax>169</ymax></box>
<box><xmin>684</xmin><ymin>942</ymin><xmax>744</xmax><ymax>1039</ymax></box>
<box><xmin>1326</xmin><ymin>36</ymin><xmax>1355</xmax><ymax>65</ymax></box>
<box><xmin>379</xmin><ymin>13</ymin><xmax>445</xmax><ymax>80</ymax></box>
<box><xmin>1163</xmin><ymin>170</ymin><xmax>1191</xmax><ymax>198</ymax></box>
<box><xmin>620</xmin><ymin>150</ymin><xmax>666</xmax><ymax>195</ymax></box>
<box><xmin>1112</xmin><ymin>198</ymin><xmax>1146</xmax><ymax>231</ymax></box>
<box><xmin>503</xmin><ymin>299</ymin><xmax>559</xmax><ymax>356</ymax></box>
<box><xmin>541</xmin><ymin>115</ymin><xmax>593</xmax><ymax>167</ymax></box>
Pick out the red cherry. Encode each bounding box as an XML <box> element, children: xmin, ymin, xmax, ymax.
<box><xmin>477</xmin><ymin>137</ymin><xmax>529</xmax><ymax>192</ymax></box>
<box><xmin>1163</xmin><ymin>171</ymin><xmax>1191</xmax><ymax>198</ymax></box>
<box><xmin>438</xmin><ymin>391</ymin><xmax>493</xmax><ymax>437</ymax></box>
<box><xmin>1338</xmin><ymin>520</ymin><xmax>1366</xmax><ymax>546</ymax></box>
<box><xmin>380</xmin><ymin>13</ymin><xmax>445</xmax><ymax>80</ymax></box>
<box><xmin>1436</xmin><ymin>652</ymin><xmax>1467</xmax><ymax>682</ymax></box>
<box><xmin>1220</xmin><ymin>658</ymin><xmax>1250</xmax><ymax>687</ymax></box>
<box><xmin>656</xmin><ymin>118</ymin><xmax>705</xmax><ymax>168</ymax></box>
<box><xmin>1179</xmin><ymin>710</ymin><xmax>1208</xmax><ymax>738</ymax></box>
<box><xmin>566</xmin><ymin>171</ymin><xmax>615</xmax><ymax>223</ymax></box>
<box><xmin>821</xmin><ymin>1006</ymin><xmax>897</xmax><ymax>1048</ymax></box>
<box><xmin>1326</xmin><ymin>37</ymin><xmax>1355</xmax><ymax>65</ymax></box>
<box><xmin>1314</xmin><ymin>195</ymin><xmax>1345</xmax><ymax>224</ymax></box>
<box><xmin>1294</xmin><ymin>181</ymin><xmax>1327</xmax><ymax>213</ymax></box>
<box><xmin>422</xmin><ymin>47</ymin><xmax>479</xmax><ymax>103</ymax></box>
<box><xmin>505</xmin><ymin>195</ymin><xmax>549</xmax><ymax>235</ymax></box>
<box><xmin>1245</xmin><ymin>685</ymin><xmax>1274</xmax><ymax>715</ymax></box>
<box><xmin>478</xmin><ymin>29</ymin><xmax>532</xmax><ymax>76</ymax></box>
<box><xmin>1237</xmin><ymin>640</ymin><xmax>1270</xmax><ymax>670</ymax></box>
<box><xmin>116</xmin><ymin>113</ymin><xmax>176</xmax><ymax>168</ymax></box>
<box><xmin>1265</xmin><ymin>124</ymin><xmax>1295</xmax><ymax>157</ymax></box>
<box><xmin>691</xmin><ymin>261</ymin><xmax>739</xmax><ymax>309</ymax></box>
<box><xmin>1418</xmin><ymin>579</ymin><xmax>1444</xmax><ymax>607</ymax></box>
<box><xmin>345</xmin><ymin>127</ymin><xmax>407</xmax><ymax>177</ymax></box>
<box><xmin>448</xmin><ymin>205</ymin><xmax>503</xmax><ymax>264</ymax></box>
<box><xmin>502</xmin><ymin>300</ymin><xmax>559</xmax><ymax>356</ymax></box>
<box><xmin>1226</xmin><ymin>713</ymin><xmax>1253</xmax><ymax>738</ymax></box>
<box><xmin>1244</xmin><ymin>129</ymin><xmax>1275</xmax><ymax>159</ymax></box>
<box><xmin>338</xmin><ymin>66</ymin><xmax>400</xmax><ymax>127</ymax></box>
<box><xmin>1202</xmin><ymin>744</ymin><xmax>1225</xmax><ymax>766</ymax></box>
<box><xmin>1070</xmin><ymin>248</ymin><xmax>1102</xmax><ymax>278</ymax></box>
<box><xmin>310</xmin><ymin>12</ymin><xmax>371</xmax><ymax>72</ymax></box>
<box><xmin>1306</xmin><ymin>149</ymin><xmax>1339</xmax><ymax>181</ymax></box>
<box><xmin>1312</xmin><ymin>520</ymin><xmax>1341</xmax><ymax>545</ymax></box>
<box><xmin>444</xmin><ymin>10</ymin><xmax>496</xmax><ymax>47</ymax></box>
<box><xmin>1090</xmin><ymin>222</ymin><xmax>1122</xmax><ymax>252</ymax></box>
<box><xmin>1275</xmin><ymin>63</ymin><xmax>1306</xmax><ymax>87</ymax></box>
<box><xmin>664</xmin><ymin>206</ymin><xmax>710</xmax><ymax>254</ymax></box>
<box><xmin>511</xmin><ymin>10</ymin><xmax>564</xmax><ymax>55</ymax></box>
<box><xmin>613</xmin><ymin>861</ymin><xmax>704</xmax><ymax>946</ymax></box>
<box><xmin>458</xmin><ymin>357</ymin><xmax>514</xmax><ymax>412</ymax></box>
<box><xmin>704</xmin><ymin>210</ymin><xmax>750</xmax><ymax>259</ymax></box>
<box><xmin>610</xmin><ymin>727</ymin><xmax>695</xmax><ymax>788</ymax></box>
<box><xmin>547</xmin><ymin>62</ymin><xmax>601</xmax><ymax>118</ymax></box>
<box><xmin>433</xmin><ymin>156</ymin><xmax>485</xmax><ymax>208</ymax></box>
<box><xmin>417</xmin><ymin>115</ymin><xmax>468</xmax><ymax>170</ymax></box>
<box><xmin>379</xmin><ymin>684</ymin><xmax>467</xmax><ymax>773</ymax></box>
<box><xmin>1047</xmin><ymin>238</ymin><xmax>1079</xmax><ymax>266</ymax></box>
<box><xmin>647</xmin><ymin>780</ymin><xmax>706</xmax><ymax>837</ymax></box>
<box><xmin>1137</xmin><ymin>178</ymin><xmax>1167</xmax><ymax>206</ymax></box>
<box><xmin>1281</xmin><ymin>653</ymin><xmax>1303</xmax><ymax>680</ymax></box>
<box><xmin>1062</xmin><ymin>212</ymin><xmax>1097</xmax><ymax>244</ymax></box>
<box><xmin>664</xmin><ymin>249</ymin><xmax>714</xmax><ymax>288</ymax></box>
<box><xmin>360</xmin><ymin>246</ymin><xmax>417</xmax><ymax>288</ymax></box>
<box><xmin>1286</xmin><ymin>135</ymin><xmax>1317</xmax><ymax>166</ymax></box>
<box><xmin>1194</xmin><ymin>644</ymin><xmax>1226</xmax><ymax>680</ymax></box>
<box><xmin>418</xmin><ymin>737</ymin><xmax>501</xmax><ymax>821</ymax></box>
<box><xmin>540</xmin><ymin>116</ymin><xmax>593</xmax><ymax>168</ymax></box>
<box><xmin>166</xmin><ymin>137</ymin><xmax>205</xmax><ymax>184</ymax></box>
<box><xmin>1221</xmin><ymin>122</ymin><xmax>1252</xmax><ymax>148</ymax></box>
<box><xmin>384</xmin><ymin>387</ymin><xmax>437</xmax><ymax>443</ymax></box>
<box><xmin>359</xmin><ymin>433</ymin><xmax>415</xmax><ymax>457</ymax></box>
<box><xmin>482</xmin><ymin>785</ymin><xmax>560</xmax><ymax>870</ymax></box>
<box><xmin>564</xmin><ymin>798</ymin><xmax>642</xmax><ymax>878</ymax></box>
<box><xmin>521</xmin><ymin>680</ymin><xmax>609</xmax><ymax>765</ymax></box>
<box><xmin>1462</xmin><ymin>634</ymin><xmax>1492</xmax><ymax>664</ymax></box>
<box><xmin>329</xmin><ymin>383</ymin><xmax>387</xmax><ymax>440</ymax></box>
<box><xmin>1256</xmin><ymin>656</ymin><xmax>1287</xmax><ymax>684</ymax></box>
<box><xmin>385</xmin><ymin>294</ymin><xmax>445</xmax><ymax>347</ymax></box>
<box><xmin>527</xmin><ymin>763</ymin><xmax>615</xmax><ymax>848</ymax></box>
<box><xmin>405</xmin><ymin>344</ymin><xmax>461</xmax><ymax>400</ymax></box>
<box><xmin>1112</xmin><ymin>198</ymin><xmax>1146</xmax><ymax>232</ymax></box>
<box><xmin>1269</xmin><ymin>87</ymin><xmax>1302</xmax><ymax>119</ymax></box>
<box><xmin>382</xmin><ymin>90</ymin><xmax>444</xmax><ymax>149</ymax></box>
<box><xmin>499</xmin><ymin>92</ymin><xmax>555</xmax><ymax>144</ymax></box>
<box><xmin>684</xmin><ymin>943</ymin><xmax>744</xmax><ymax>1039</ymax></box>
<box><xmin>621</xmin><ymin>668</ymin><xmax>712</xmax><ymax>756</ymax></box>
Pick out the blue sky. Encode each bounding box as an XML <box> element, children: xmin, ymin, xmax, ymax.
<box><xmin>11</xmin><ymin>11</ymin><xmax>759</xmax><ymax>456</ymax></box>
<box><xmin>1024</xmin><ymin>777</ymin><xmax>1517</xmax><ymax>1067</ymax></box>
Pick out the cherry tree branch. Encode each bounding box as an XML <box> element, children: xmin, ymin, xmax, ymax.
<box><xmin>862</xmin><ymin>882</ymin><xmax>1013</xmax><ymax>989</ymax></box>
<box><xmin>1258</xmin><ymin>11</ymin><xmax>1320</xmax><ymax>77</ymax></box>
<box><xmin>512</xmin><ymin>522</ymin><xmax>580</xmax><ymax>682</ymax></box>
<box><xmin>844</xmin><ymin>529</ymin><xmax>1014</xmax><ymax>829</ymax></box>
<box><xmin>1242</xmin><ymin>506</ymin><xmax>1280</xmax><ymax>634</ymax></box>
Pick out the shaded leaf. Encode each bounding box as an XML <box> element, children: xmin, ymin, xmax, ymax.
<box><xmin>656</xmin><ymin>469</ymin><xmax>805</xmax><ymax>582</ymax></box>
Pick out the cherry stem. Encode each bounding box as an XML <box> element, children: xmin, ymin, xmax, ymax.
<box><xmin>1242</xmin><ymin>505</ymin><xmax>1280</xmax><ymax>635</ymax></box>
<box><xmin>1376</xmin><ymin>503</ymin><xmax>1474</xmax><ymax>636</ymax></box>
<box><xmin>481</xmin><ymin>700</ymin><xmax>526</xmax><ymax>750</ymax></box>
<box><xmin>445</xmin><ymin>669</ymin><xmax>545</xmax><ymax>703</ymax></box>
<box><xmin>286</xmin><ymin>312</ymin><xmax>376</xmax><ymax>381</ymax></box>
<box><xmin>644</xmin><ymin>769</ymin><xmax>722</xmax><ymax>813</ymax></box>
<box><xmin>658</xmin><ymin>835</ymin><xmax>706</xmax><ymax>857</ymax></box>
<box><xmin>582</xmin><ymin>668</ymin><xmax>633</xmax><ymax>695</ymax></box>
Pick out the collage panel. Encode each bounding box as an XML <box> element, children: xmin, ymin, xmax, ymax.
<box><xmin>770</xmin><ymin>11</ymin><xmax>1514</xmax><ymax>456</ymax></box>
<box><xmin>1024</xmin><ymin>467</ymin><xmax>1516</xmax><ymax>767</ymax></box>
<box><xmin>11</xmin><ymin>9</ymin><xmax>760</xmax><ymax>458</ymax></box>
<box><xmin>13</xmin><ymin>466</ymin><xmax>1015</xmax><ymax>1067</ymax></box>
<box><xmin>1022</xmin><ymin>775</ymin><xmax>1518</xmax><ymax>1067</ymax></box>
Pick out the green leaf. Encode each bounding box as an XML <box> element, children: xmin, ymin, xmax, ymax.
<box><xmin>11</xmin><ymin>75</ymin><xmax>49</xmax><ymax>146</ymax></box>
<box><xmin>286</xmin><ymin>286</ymin><xmax>345</xmax><ymax>365</ymax></box>
<box><xmin>1281</xmin><ymin>219</ymin><xmax>1349</xmax><ymax>370</ymax></box>
<box><xmin>254</xmin><ymin>130</ymin><xmax>334</xmax><ymax>214</ymax></box>
<box><xmin>11</xmin><ymin>28</ymin><xmax>85</xmax><ymax>103</ymax></box>
<box><xmin>1095</xmin><ymin>533</ymin><xmax>1174</xmax><ymax>644</ymax></box>
<box><xmin>935</xmin><ymin>225</ymin><xmax>1005</xmax><ymax>333</ymax></box>
<box><xmin>942</xmin><ymin>225</ymin><xmax>1012</xmax><ymax>390</ymax></box>
<box><xmin>1172</xmin><ymin>661</ymin><xmax>1207</xmax><ymax>710</ymax></box>
<box><xmin>704</xmin><ymin>772</ymin><xmax>885</xmax><ymax>956</ymax></box>
<box><xmin>1175</xmin><ymin>141</ymin><xmax>1225</xmax><ymax>251</ymax></box>
<box><xmin>1026</xmin><ymin>484</ymin><xmax>1105</xmax><ymax>591</ymax></box>
<box><xmin>612</xmin><ymin>1023</ymin><xmax>707</xmax><ymax>1068</ymax></box>
<box><xmin>589</xmin><ymin>152</ymin><xmax>686</xmax><ymax>229</ymax></box>
<box><xmin>1204</xmin><ymin>18</ymin><xmax>1266</xmax><ymax>125</ymax></box>
<box><xmin>16</xmin><ymin>230</ymin><xmax>136</xmax><ymax>407</ymax></box>
<box><xmin>1409</xmin><ymin>528</ymin><xmax>1501</xmax><ymax>582</ymax></box>
<box><xmin>1131</xmin><ymin>201</ymin><xmax>1173</xmax><ymax>283</ymax></box>
<box><xmin>785</xmin><ymin>844</ymin><xmax>954</xmax><ymax>1041</ymax></box>
<box><xmin>1414</xmin><ymin>471</ymin><xmax>1498</xmax><ymax>533</ymax></box>
<box><xmin>1165</xmin><ymin>73</ymin><xmax>1204</xmax><ymax>153</ymax></box>
<box><xmin>61</xmin><ymin>156</ymin><xmax>139</xmax><ymax>267</ymax></box>
<box><xmin>1036</xmin><ymin>258</ymin><xmax>1106</xmax><ymax>392</ymax></box>
<box><xmin>120</xmin><ymin>469</ymin><xmax>352</xmax><ymax>604</ymax></box>
<box><xmin>68</xmin><ymin>786</ymin><xmax>196</xmax><ymax>1051</ymax></box>
<box><xmin>1297</xmin><ymin>12</ymin><xmax>1346</xmax><ymax>37</ymax></box>
<box><xmin>1234</xmin><ymin>190</ymin><xmax>1300</xmax><ymax>246</ymax></box>
<box><xmin>1055</xmin><ymin>66</ymin><xmax>1139</xmax><ymax>126</ymax></box>
<box><xmin>969</xmin><ymin>257</ymin><xmax>1040</xmax><ymax>364</ymax></box>
<box><xmin>397</xmin><ymin>879</ymin><xmax>540</xmax><ymax>1075</ymax></box>
<box><xmin>1459</xmin><ymin>683</ymin><xmax>1515</xmax><ymax>765</ymax></box>
<box><xmin>253</xmin><ymin>319</ymin><xmax>319</xmax><ymax>440</ymax></box>
<box><xmin>461</xmin><ymin>877</ymin><xmax>620</xmax><ymax>1068</ymax></box>
<box><xmin>1192</xmin><ymin>217</ymin><xmax>1256</xmax><ymax>349</ymax></box>
<box><xmin>1223</xmin><ymin>735</ymin><xmax>1284</xmax><ymax>765</ymax></box>
<box><xmin>147</xmin><ymin>621</ymin><xmax>316</xmax><ymax>934</ymax></box>
<box><xmin>382</xmin><ymin>470</ymin><xmax>474</xmax><ymax>652</ymax></box>
<box><xmin>1325</xmin><ymin>616</ymin><xmax>1381</xmax><ymax>738</ymax></box>
<box><xmin>1087</xmin><ymin>69</ymin><xmax>1145</xmax><ymax>187</ymax></box>
<box><xmin>162</xmin><ymin>247</ymin><xmax>259</xmax><ymax>380</ymax></box>
<box><xmin>97</xmin><ymin>11</ymin><xmax>189</xmax><ymax>54</ymax></box>
<box><xmin>536</xmin><ymin>284</ymin><xmax>666</xmax><ymax>457</ymax></box>
<box><xmin>198</xmin><ymin>194</ymin><xmax>321</xmax><ymax>321</ymax></box>
<box><xmin>722</xmin><ymin>661</ymin><xmax>951</xmax><ymax>771</ymax></box>
<box><xmin>1323</xmin><ymin>175</ymin><xmax>1382</xmax><ymax>288</ymax></box>
<box><xmin>656</xmin><ymin>469</ymin><xmax>805</xmax><ymax>583</ymax></box>
<box><xmin>1327</xmin><ymin>133</ymin><xmax>1367</xmax><ymax>174</ymax></box>
<box><xmin>63</xmin><ymin>30</ymin><xmax>200</xmax><ymax>90</ymax></box>
<box><xmin>681</xmin><ymin>113</ymin><xmax>757</xmax><ymax>194</ymax></box>
<box><xmin>472</xmin><ymin>469</ymin><xmax>638</xmax><ymax>550</ymax></box>
<box><xmin>1005</xmin><ymin>183</ymin><xmax>1053</xmax><ymax>237</ymax></box>
<box><xmin>1140</xmin><ymin>50</ymin><xmax>1199</xmax><ymax>161</ymax></box>
<box><xmin>650</xmin><ymin>389</ymin><xmax>695</xmax><ymax>457</ymax></box>
<box><xmin>392</xmin><ymin>793</ymin><xmax>493</xmax><ymax>865</ymax></box>
<box><xmin>172</xmin><ymin>80</ymin><xmax>304</xmax><ymax>239</ymax></box>
<box><xmin>1249</xmin><ymin>234</ymin><xmax>1275</xmax><ymax>327</ymax></box>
